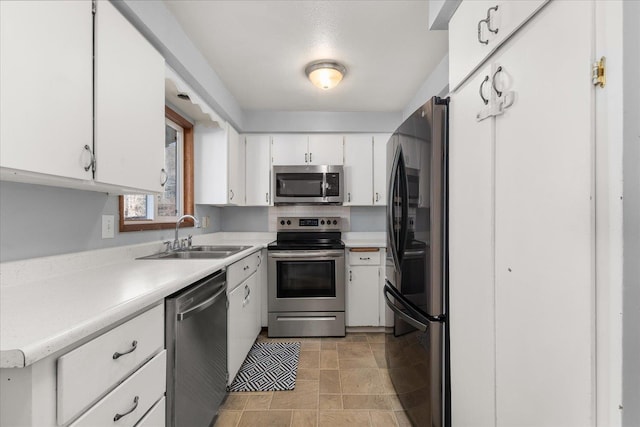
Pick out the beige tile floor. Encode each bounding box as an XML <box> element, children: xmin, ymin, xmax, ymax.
<box><xmin>214</xmin><ymin>331</ymin><xmax>412</xmax><ymax>427</ymax></box>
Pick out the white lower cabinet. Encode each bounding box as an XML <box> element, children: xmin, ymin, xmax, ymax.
<box><xmin>0</xmin><ymin>304</ymin><xmax>166</xmax><ymax>427</ymax></box>
<box><xmin>135</xmin><ymin>396</ymin><xmax>165</xmax><ymax>427</ymax></box>
<box><xmin>227</xmin><ymin>251</ymin><xmax>262</xmax><ymax>384</ymax></box>
<box><xmin>346</xmin><ymin>248</ymin><xmax>384</xmax><ymax>327</ymax></box>
<box><xmin>69</xmin><ymin>351</ymin><xmax>166</xmax><ymax>427</ymax></box>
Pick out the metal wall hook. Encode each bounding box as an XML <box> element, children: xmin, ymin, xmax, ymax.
<box><xmin>492</xmin><ymin>66</ymin><xmax>504</xmax><ymax>97</ymax></box>
<box><xmin>479</xmin><ymin>75</ymin><xmax>490</xmax><ymax>105</ymax></box>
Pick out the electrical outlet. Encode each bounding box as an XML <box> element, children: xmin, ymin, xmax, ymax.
<box><xmin>201</xmin><ymin>216</ymin><xmax>210</xmax><ymax>228</ymax></box>
<box><xmin>102</xmin><ymin>215</ymin><xmax>115</xmax><ymax>239</ymax></box>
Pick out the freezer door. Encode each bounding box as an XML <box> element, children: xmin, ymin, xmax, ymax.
<box><xmin>384</xmin><ymin>282</ymin><xmax>446</xmax><ymax>427</ymax></box>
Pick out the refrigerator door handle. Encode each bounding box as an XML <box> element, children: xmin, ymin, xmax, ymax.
<box><xmin>384</xmin><ymin>281</ymin><xmax>446</xmax><ymax>324</ymax></box>
<box><xmin>387</xmin><ymin>147</ymin><xmax>402</xmax><ymax>271</ymax></box>
<box><xmin>383</xmin><ymin>284</ymin><xmax>428</xmax><ymax>332</ymax></box>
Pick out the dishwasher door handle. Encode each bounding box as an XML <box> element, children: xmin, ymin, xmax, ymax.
<box><xmin>177</xmin><ymin>285</ymin><xmax>226</xmax><ymax>321</ymax></box>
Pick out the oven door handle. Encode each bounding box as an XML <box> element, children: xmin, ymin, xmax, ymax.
<box><xmin>268</xmin><ymin>250</ymin><xmax>344</xmax><ymax>258</ymax></box>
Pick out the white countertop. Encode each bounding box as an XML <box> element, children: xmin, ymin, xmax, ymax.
<box><xmin>0</xmin><ymin>232</ymin><xmax>275</xmax><ymax>368</ymax></box>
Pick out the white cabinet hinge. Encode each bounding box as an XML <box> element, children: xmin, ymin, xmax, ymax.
<box><xmin>592</xmin><ymin>56</ymin><xmax>606</xmax><ymax>88</ymax></box>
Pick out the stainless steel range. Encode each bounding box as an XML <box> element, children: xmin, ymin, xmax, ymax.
<box><xmin>267</xmin><ymin>216</ymin><xmax>346</xmax><ymax>337</ymax></box>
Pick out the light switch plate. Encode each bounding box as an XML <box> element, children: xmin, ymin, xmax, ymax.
<box><xmin>102</xmin><ymin>215</ymin><xmax>115</xmax><ymax>239</ymax></box>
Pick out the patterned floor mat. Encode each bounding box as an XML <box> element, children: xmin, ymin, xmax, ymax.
<box><xmin>228</xmin><ymin>342</ymin><xmax>301</xmax><ymax>392</ymax></box>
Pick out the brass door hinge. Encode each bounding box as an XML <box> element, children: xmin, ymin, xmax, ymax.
<box><xmin>592</xmin><ymin>56</ymin><xmax>606</xmax><ymax>88</ymax></box>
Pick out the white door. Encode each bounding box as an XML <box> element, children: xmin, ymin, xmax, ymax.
<box><xmin>0</xmin><ymin>1</ymin><xmax>93</xmax><ymax>181</ymax></box>
<box><xmin>448</xmin><ymin>64</ymin><xmax>496</xmax><ymax>427</ymax></box>
<box><xmin>245</xmin><ymin>135</ymin><xmax>272</xmax><ymax>206</ymax></box>
<box><xmin>372</xmin><ymin>134</ymin><xmax>390</xmax><ymax>206</ymax></box>
<box><xmin>308</xmin><ymin>135</ymin><xmax>344</xmax><ymax>165</ymax></box>
<box><xmin>493</xmin><ymin>2</ymin><xmax>594</xmax><ymax>425</ymax></box>
<box><xmin>272</xmin><ymin>135</ymin><xmax>308</xmax><ymax>165</ymax></box>
<box><xmin>227</xmin><ymin>281</ymin><xmax>251</xmax><ymax>384</ymax></box>
<box><xmin>227</xmin><ymin>125</ymin><xmax>245</xmax><ymax>205</ymax></box>
<box><xmin>94</xmin><ymin>0</ymin><xmax>165</xmax><ymax>193</ymax></box>
<box><xmin>346</xmin><ymin>266</ymin><xmax>379</xmax><ymax>327</ymax></box>
<box><xmin>344</xmin><ymin>135</ymin><xmax>373</xmax><ymax>205</ymax></box>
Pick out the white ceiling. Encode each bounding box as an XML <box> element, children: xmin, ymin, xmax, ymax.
<box><xmin>163</xmin><ymin>1</ymin><xmax>448</xmax><ymax>113</ymax></box>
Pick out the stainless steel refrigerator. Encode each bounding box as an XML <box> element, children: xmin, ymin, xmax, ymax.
<box><xmin>384</xmin><ymin>96</ymin><xmax>450</xmax><ymax>427</ymax></box>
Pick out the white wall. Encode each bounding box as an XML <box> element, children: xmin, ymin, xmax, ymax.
<box><xmin>0</xmin><ymin>181</ymin><xmax>221</xmax><ymax>262</ymax></box>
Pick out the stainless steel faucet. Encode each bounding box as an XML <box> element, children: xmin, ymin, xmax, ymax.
<box><xmin>174</xmin><ymin>215</ymin><xmax>200</xmax><ymax>250</ymax></box>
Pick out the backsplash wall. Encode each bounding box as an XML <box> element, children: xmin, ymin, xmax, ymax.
<box><xmin>220</xmin><ymin>206</ymin><xmax>386</xmax><ymax>232</ymax></box>
<box><xmin>0</xmin><ymin>181</ymin><xmax>221</xmax><ymax>262</ymax></box>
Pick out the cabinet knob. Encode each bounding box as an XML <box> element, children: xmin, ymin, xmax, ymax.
<box><xmin>479</xmin><ymin>75</ymin><xmax>490</xmax><ymax>105</ymax></box>
<box><xmin>83</xmin><ymin>144</ymin><xmax>95</xmax><ymax>172</ymax></box>
<box><xmin>477</xmin><ymin>19</ymin><xmax>489</xmax><ymax>45</ymax></box>
<box><xmin>486</xmin><ymin>5</ymin><xmax>499</xmax><ymax>34</ymax></box>
<box><xmin>375</xmin><ymin>192</ymin><xmax>380</xmax><ymax>202</ymax></box>
<box><xmin>348</xmin><ymin>193</ymin><xmax>351</xmax><ymax>202</ymax></box>
<box><xmin>230</xmin><ymin>189</ymin><xmax>234</xmax><ymax>200</ymax></box>
<box><xmin>113</xmin><ymin>340</ymin><xmax>138</xmax><ymax>359</ymax></box>
<box><xmin>309</xmin><ymin>152</ymin><xmax>313</xmax><ymax>163</ymax></box>
<box><xmin>266</xmin><ymin>192</ymin><xmax>269</xmax><ymax>203</ymax></box>
<box><xmin>160</xmin><ymin>168</ymin><xmax>168</xmax><ymax>186</ymax></box>
<box><xmin>349</xmin><ymin>270</ymin><xmax>352</xmax><ymax>282</ymax></box>
<box><xmin>113</xmin><ymin>396</ymin><xmax>139</xmax><ymax>422</ymax></box>
<box><xmin>305</xmin><ymin>153</ymin><xmax>308</xmax><ymax>163</ymax></box>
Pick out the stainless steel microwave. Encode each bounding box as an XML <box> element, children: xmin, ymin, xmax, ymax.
<box><xmin>273</xmin><ymin>165</ymin><xmax>344</xmax><ymax>205</ymax></box>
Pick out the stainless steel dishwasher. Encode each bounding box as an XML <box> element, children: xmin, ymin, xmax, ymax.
<box><xmin>165</xmin><ymin>269</ymin><xmax>227</xmax><ymax>427</ymax></box>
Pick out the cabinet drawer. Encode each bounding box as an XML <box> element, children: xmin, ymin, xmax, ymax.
<box><xmin>69</xmin><ymin>351</ymin><xmax>166</xmax><ymax>427</ymax></box>
<box><xmin>135</xmin><ymin>396</ymin><xmax>165</xmax><ymax>427</ymax></box>
<box><xmin>349</xmin><ymin>248</ymin><xmax>381</xmax><ymax>265</ymax></box>
<box><xmin>228</xmin><ymin>250</ymin><xmax>260</xmax><ymax>292</ymax></box>
<box><xmin>57</xmin><ymin>304</ymin><xmax>164</xmax><ymax>424</ymax></box>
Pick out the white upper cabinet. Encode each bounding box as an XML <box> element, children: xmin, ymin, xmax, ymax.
<box><xmin>195</xmin><ymin>122</ymin><xmax>245</xmax><ymax>205</ymax></box>
<box><xmin>245</xmin><ymin>135</ymin><xmax>272</xmax><ymax>206</ymax></box>
<box><xmin>449</xmin><ymin>0</ymin><xmax>547</xmax><ymax>90</ymax></box>
<box><xmin>271</xmin><ymin>135</ymin><xmax>309</xmax><ymax>165</ymax></box>
<box><xmin>372</xmin><ymin>133</ymin><xmax>390</xmax><ymax>206</ymax></box>
<box><xmin>0</xmin><ymin>1</ymin><xmax>93</xmax><ymax>181</ymax></box>
<box><xmin>272</xmin><ymin>134</ymin><xmax>343</xmax><ymax>165</ymax></box>
<box><xmin>308</xmin><ymin>134</ymin><xmax>344</xmax><ymax>165</ymax></box>
<box><xmin>94</xmin><ymin>0</ymin><xmax>165</xmax><ymax>193</ymax></box>
<box><xmin>0</xmin><ymin>1</ymin><xmax>165</xmax><ymax>194</ymax></box>
<box><xmin>344</xmin><ymin>135</ymin><xmax>373</xmax><ymax>205</ymax></box>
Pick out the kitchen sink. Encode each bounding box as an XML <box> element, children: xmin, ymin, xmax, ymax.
<box><xmin>189</xmin><ymin>245</ymin><xmax>252</xmax><ymax>252</ymax></box>
<box><xmin>137</xmin><ymin>245</ymin><xmax>252</xmax><ymax>260</ymax></box>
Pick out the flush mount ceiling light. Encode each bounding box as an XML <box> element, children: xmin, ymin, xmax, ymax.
<box><xmin>305</xmin><ymin>60</ymin><xmax>347</xmax><ymax>90</ymax></box>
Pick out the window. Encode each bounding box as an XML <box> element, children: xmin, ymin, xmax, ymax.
<box><xmin>119</xmin><ymin>107</ymin><xmax>194</xmax><ymax>231</ymax></box>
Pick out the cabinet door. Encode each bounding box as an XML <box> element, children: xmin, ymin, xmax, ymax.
<box><xmin>448</xmin><ymin>65</ymin><xmax>495</xmax><ymax>427</ymax></box>
<box><xmin>308</xmin><ymin>135</ymin><xmax>344</xmax><ymax>165</ymax></box>
<box><xmin>245</xmin><ymin>135</ymin><xmax>272</xmax><ymax>206</ymax></box>
<box><xmin>94</xmin><ymin>0</ymin><xmax>164</xmax><ymax>193</ymax></box>
<box><xmin>227</xmin><ymin>283</ymin><xmax>250</xmax><ymax>384</ymax></box>
<box><xmin>0</xmin><ymin>1</ymin><xmax>93</xmax><ymax>181</ymax></box>
<box><xmin>227</xmin><ymin>125</ymin><xmax>245</xmax><ymax>205</ymax></box>
<box><xmin>372</xmin><ymin>134</ymin><xmax>390</xmax><ymax>205</ymax></box>
<box><xmin>194</xmin><ymin>125</ymin><xmax>228</xmax><ymax>205</ymax></box>
<box><xmin>449</xmin><ymin>0</ymin><xmax>548</xmax><ymax>90</ymax></box>
<box><xmin>448</xmin><ymin>0</ymin><xmax>496</xmax><ymax>90</ymax></box>
<box><xmin>272</xmin><ymin>135</ymin><xmax>308</xmax><ymax>165</ymax></box>
<box><xmin>259</xmin><ymin>249</ymin><xmax>269</xmax><ymax>327</ymax></box>
<box><xmin>344</xmin><ymin>135</ymin><xmax>373</xmax><ymax>205</ymax></box>
<box><xmin>346</xmin><ymin>266</ymin><xmax>379</xmax><ymax>326</ymax></box>
<box><xmin>247</xmin><ymin>271</ymin><xmax>262</xmax><ymax>339</ymax></box>
<box><xmin>493</xmin><ymin>2</ymin><xmax>593</xmax><ymax>425</ymax></box>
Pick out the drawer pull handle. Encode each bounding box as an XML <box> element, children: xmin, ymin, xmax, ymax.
<box><xmin>360</xmin><ymin>257</ymin><xmax>371</xmax><ymax>261</ymax></box>
<box><xmin>112</xmin><ymin>340</ymin><xmax>138</xmax><ymax>360</ymax></box>
<box><xmin>113</xmin><ymin>395</ymin><xmax>139</xmax><ymax>421</ymax></box>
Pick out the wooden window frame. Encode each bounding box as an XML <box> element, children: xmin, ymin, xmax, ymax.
<box><xmin>118</xmin><ymin>106</ymin><xmax>195</xmax><ymax>231</ymax></box>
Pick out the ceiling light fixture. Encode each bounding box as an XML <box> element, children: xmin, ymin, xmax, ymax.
<box><xmin>305</xmin><ymin>60</ymin><xmax>347</xmax><ymax>90</ymax></box>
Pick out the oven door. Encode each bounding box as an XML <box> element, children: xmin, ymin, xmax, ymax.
<box><xmin>268</xmin><ymin>249</ymin><xmax>345</xmax><ymax>312</ymax></box>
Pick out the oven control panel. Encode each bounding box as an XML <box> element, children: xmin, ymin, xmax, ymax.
<box><xmin>277</xmin><ymin>216</ymin><xmax>342</xmax><ymax>231</ymax></box>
